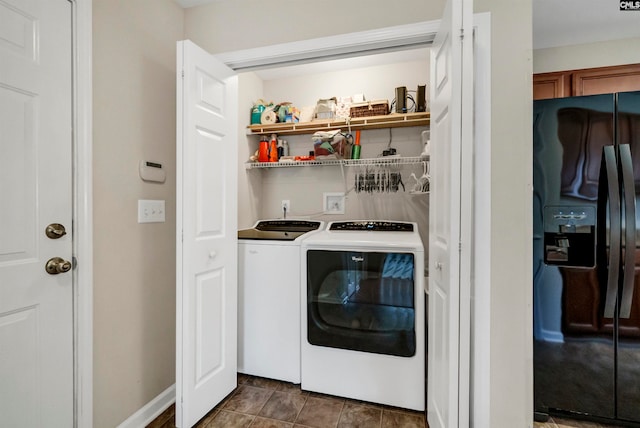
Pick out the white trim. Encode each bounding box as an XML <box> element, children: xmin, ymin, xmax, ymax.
<box><xmin>117</xmin><ymin>384</ymin><xmax>176</xmax><ymax>428</ymax></box>
<box><xmin>458</xmin><ymin>0</ymin><xmax>476</xmax><ymax>425</ymax></box>
<box><xmin>471</xmin><ymin>12</ymin><xmax>492</xmax><ymax>428</ymax></box>
<box><xmin>71</xmin><ymin>0</ymin><xmax>93</xmax><ymax>427</ymax></box>
<box><xmin>214</xmin><ymin>21</ymin><xmax>440</xmax><ymax>71</ymax></box>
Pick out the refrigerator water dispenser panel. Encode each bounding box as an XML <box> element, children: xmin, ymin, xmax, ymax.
<box><xmin>543</xmin><ymin>206</ymin><xmax>596</xmax><ymax>267</ymax></box>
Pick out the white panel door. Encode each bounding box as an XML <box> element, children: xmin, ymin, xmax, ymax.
<box><xmin>0</xmin><ymin>0</ymin><xmax>73</xmax><ymax>426</ymax></box>
<box><xmin>176</xmin><ymin>40</ymin><xmax>238</xmax><ymax>428</ymax></box>
<box><xmin>428</xmin><ymin>0</ymin><xmax>473</xmax><ymax>425</ymax></box>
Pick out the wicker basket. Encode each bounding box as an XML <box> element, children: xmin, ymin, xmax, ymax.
<box><xmin>349</xmin><ymin>100</ymin><xmax>389</xmax><ymax>118</ymax></box>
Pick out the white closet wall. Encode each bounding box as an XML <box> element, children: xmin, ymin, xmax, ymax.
<box><xmin>237</xmin><ymin>50</ymin><xmax>430</xmax><ymax>255</ymax></box>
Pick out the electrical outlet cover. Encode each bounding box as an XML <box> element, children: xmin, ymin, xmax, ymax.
<box><xmin>323</xmin><ymin>192</ymin><xmax>345</xmax><ymax>214</ymax></box>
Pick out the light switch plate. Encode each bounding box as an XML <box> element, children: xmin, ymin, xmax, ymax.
<box><xmin>138</xmin><ymin>199</ymin><xmax>165</xmax><ymax>223</ymax></box>
<box><xmin>323</xmin><ymin>192</ymin><xmax>345</xmax><ymax>214</ymax></box>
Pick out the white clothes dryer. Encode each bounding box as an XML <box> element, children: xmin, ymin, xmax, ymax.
<box><xmin>301</xmin><ymin>220</ymin><xmax>425</xmax><ymax>411</ymax></box>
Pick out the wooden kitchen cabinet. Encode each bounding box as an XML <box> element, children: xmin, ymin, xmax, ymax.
<box><xmin>533</xmin><ymin>72</ymin><xmax>571</xmax><ymax>100</ymax></box>
<box><xmin>572</xmin><ymin>64</ymin><xmax>640</xmax><ymax>96</ymax></box>
<box><xmin>533</xmin><ymin>63</ymin><xmax>640</xmax><ymax>100</ymax></box>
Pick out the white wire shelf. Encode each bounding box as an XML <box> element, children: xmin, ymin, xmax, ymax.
<box><xmin>244</xmin><ymin>155</ymin><xmax>429</xmax><ymax>170</ymax></box>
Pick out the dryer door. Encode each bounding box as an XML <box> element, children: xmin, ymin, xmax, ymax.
<box><xmin>306</xmin><ymin>250</ymin><xmax>416</xmax><ymax>357</ymax></box>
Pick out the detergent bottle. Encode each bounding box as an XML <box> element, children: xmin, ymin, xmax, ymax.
<box><xmin>269</xmin><ymin>134</ymin><xmax>278</xmax><ymax>162</ymax></box>
<box><xmin>258</xmin><ymin>135</ymin><xmax>269</xmax><ymax>162</ymax></box>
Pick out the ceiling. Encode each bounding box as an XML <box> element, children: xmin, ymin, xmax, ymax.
<box><xmin>533</xmin><ymin>0</ymin><xmax>640</xmax><ymax>49</ymax></box>
<box><xmin>174</xmin><ymin>0</ymin><xmax>640</xmax><ymax>75</ymax></box>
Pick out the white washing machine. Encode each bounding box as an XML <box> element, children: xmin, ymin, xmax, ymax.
<box><xmin>237</xmin><ymin>219</ymin><xmax>324</xmax><ymax>384</ymax></box>
<box><xmin>301</xmin><ymin>220</ymin><xmax>425</xmax><ymax>411</ymax></box>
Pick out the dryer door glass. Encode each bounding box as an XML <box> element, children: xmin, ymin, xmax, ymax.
<box><xmin>306</xmin><ymin>250</ymin><xmax>416</xmax><ymax>357</ymax></box>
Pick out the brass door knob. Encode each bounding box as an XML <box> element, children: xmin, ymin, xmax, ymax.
<box><xmin>45</xmin><ymin>257</ymin><xmax>72</xmax><ymax>275</ymax></box>
<box><xmin>46</xmin><ymin>223</ymin><xmax>67</xmax><ymax>239</ymax></box>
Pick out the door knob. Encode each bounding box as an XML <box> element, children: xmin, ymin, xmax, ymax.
<box><xmin>45</xmin><ymin>223</ymin><xmax>67</xmax><ymax>239</ymax></box>
<box><xmin>45</xmin><ymin>257</ymin><xmax>72</xmax><ymax>275</ymax></box>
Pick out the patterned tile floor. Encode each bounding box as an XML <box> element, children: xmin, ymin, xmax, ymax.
<box><xmin>147</xmin><ymin>373</ymin><xmax>625</xmax><ymax>428</ymax></box>
<box><xmin>147</xmin><ymin>373</ymin><xmax>426</xmax><ymax>428</ymax></box>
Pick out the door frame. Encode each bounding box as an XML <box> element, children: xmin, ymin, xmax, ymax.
<box><xmin>215</xmin><ymin>17</ymin><xmax>491</xmax><ymax>424</ymax></box>
<box><xmin>469</xmin><ymin>12</ymin><xmax>491</xmax><ymax>427</ymax></box>
<box><xmin>214</xmin><ymin>21</ymin><xmax>440</xmax><ymax>71</ymax></box>
<box><xmin>71</xmin><ymin>0</ymin><xmax>93</xmax><ymax>427</ymax></box>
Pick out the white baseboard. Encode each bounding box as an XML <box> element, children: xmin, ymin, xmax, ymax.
<box><xmin>117</xmin><ymin>384</ymin><xmax>175</xmax><ymax>428</ymax></box>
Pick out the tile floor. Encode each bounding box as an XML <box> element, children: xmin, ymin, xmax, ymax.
<box><xmin>147</xmin><ymin>373</ymin><xmax>427</xmax><ymax>428</ymax></box>
<box><xmin>147</xmin><ymin>373</ymin><xmax>625</xmax><ymax>428</ymax></box>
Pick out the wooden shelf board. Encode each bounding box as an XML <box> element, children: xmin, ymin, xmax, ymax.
<box><xmin>247</xmin><ymin>112</ymin><xmax>430</xmax><ymax>135</ymax></box>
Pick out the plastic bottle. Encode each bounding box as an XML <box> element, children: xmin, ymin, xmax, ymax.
<box><xmin>351</xmin><ymin>130</ymin><xmax>362</xmax><ymax>159</ymax></box>
<box><xmin>269</xmin><ymin>134</ymin><xmax>278</xmax><ymax>162</ymax></box>
<box><xmin>258</xmin><ymin>135</ymin><xmax>269</xmax><ymax>162</ymax></box>
<box><xmin>283</xmin><ymin>140</ymin><xmax>289</xmax><ymax>156</ymax></box>
<box><xmin>251</xmin><ymin>103</ymin><xmax>266</xmax><ymax>124</ymax></box>
<box><xmin>277</xmin><ymin>139</ymin><xmax>284</xmax><ymax>159</ymax></box>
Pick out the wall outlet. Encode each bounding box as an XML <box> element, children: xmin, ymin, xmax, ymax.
<box><xmin>281</xmin><ymin>200</ymin><xmax>290</xmax><ymax>215</ymax></box>
<box><xmin>323</xmin><ymin>192</ymin><xmax>345</xmax><ymax>214</ymax></box>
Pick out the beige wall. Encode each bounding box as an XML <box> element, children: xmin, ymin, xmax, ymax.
<box><xmin>474</xmin><ymin>0</ymin><xmax>533</xmax><ymax>426</ymax></box>
<box><xmin>92</xmin><ymin>0</ymin><xmax>184</xmax><ymax>426</ymax></box>
<box><xmin>533</xmin><ymin>37</ymin><xmax>640</xmax><ymax>73</ymax></box>
<box><xmin>184</xmin><ymin>0</ymin><xmax>439</xmax><ymax>54</ymax></box>
<box><xmin>253</xmin><ymin>58</ymin><xmax>431</xmax><ymax>260</ymax></box>
<box><xmin>237</xmin><ymin>72</ymin><xmax>265</xmax><ymax>229</ymax></box>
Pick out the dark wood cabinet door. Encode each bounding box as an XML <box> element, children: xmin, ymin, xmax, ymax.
<box><xmin>534</xmin><ymin>63</ymin><xmax>640</xmax><ymax>100</ymax></box>
<box><xmin>572</xmin><ymin>63</ymin><xmax>640</xmax><ymax>96</ymax></box>
<box><xmin>533</xmin><ymin>71</ymin><xmax>571</xmax><ymax>100</ymax></box>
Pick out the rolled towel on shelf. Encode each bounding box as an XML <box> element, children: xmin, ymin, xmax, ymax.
<box><xmin>260</xmin><ymin>109</ymin><xmax>277</xmax><ymax>124</ymax></box>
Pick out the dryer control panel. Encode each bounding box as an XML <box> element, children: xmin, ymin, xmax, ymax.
<box><xmin>329</xmin><ymin>221</ymin><xmax>414</xmax><ymax>232</ymax></box>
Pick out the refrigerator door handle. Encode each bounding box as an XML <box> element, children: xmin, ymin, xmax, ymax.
<box><xmin>619</xmin><ymin>144</ymin><xmax>636</xmax><ymax>319</ymax></box>
<box><xmin>599</xmin><ymin>145</ymin><xmax>621</xmax><ymax>319</ymax></box>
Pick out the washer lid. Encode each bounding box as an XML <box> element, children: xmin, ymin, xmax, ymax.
<box><xmin>238</xmin><ymin>219</ymin><xmax>322</xmax><ymax>241</ymax></box>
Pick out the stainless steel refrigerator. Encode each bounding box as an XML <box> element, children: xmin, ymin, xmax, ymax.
<box><xmin>533</xmin><ymin>91</ymin><xmax>640</xmax><ymax>424</ymax></box>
